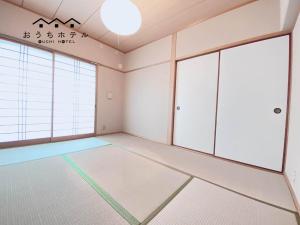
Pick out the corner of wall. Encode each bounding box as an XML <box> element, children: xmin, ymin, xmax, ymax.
<box><xmin>96</xmin><ymin>65</ymin><xmax>125</xmax><ymax>136</ymax></box>
<box><xmin>285</xmin><ymin>10</ymin><xmax>300</xmax><ymax>215</ymax></box>
<box><xmin>280</xmin><ymin>0</ymin><xmax>300</xmax><ymax>32</ymax></box>
<box><xmin>124</xmin><ymin>35</ymin><xmax>172</xmax><ymax>72</ymax></box>
<box><xmin>122</xmin><ymin>36</ymin><xmax>173</xmax><ymax>144</ymax></box>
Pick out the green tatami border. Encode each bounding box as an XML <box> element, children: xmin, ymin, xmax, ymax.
<box><xmin>62</xmin><ymin>155</ymin><xmax>140</xmax><ymax>225</ymax></box>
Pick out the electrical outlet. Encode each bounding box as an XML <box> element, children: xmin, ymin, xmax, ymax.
<box><xmin>102</xmin><ymin>125</ymin><xmax>106</xmax><ymax>131</ymax></box>
<box><xmin>106</xmin><ymin>92</ymin><xmax>113</xmax><ymax>100</ymax></box>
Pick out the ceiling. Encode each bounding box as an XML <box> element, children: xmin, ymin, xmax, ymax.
<box><xmin>5</xmin><ymin>0</ymin><xmax>255</xmax><ymax>52</ymax></box>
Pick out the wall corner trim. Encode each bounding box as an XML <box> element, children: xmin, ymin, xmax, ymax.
<box><xmin>167</xmin><ymin>33</ymin><xmax>177</xmax><ymax>145</ymax></box>
<box><xmin>284</xmin><ymin>172</ymin><xmax>300</xmax><ymax>216</ymax></box>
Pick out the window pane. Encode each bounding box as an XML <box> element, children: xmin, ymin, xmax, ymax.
<box><xmin>53</xmin><ymin>54</ymin><xmax>95</xmax><ymax>137</ymax></box>
<box><xmin>0</xmin><ymin>39</ymin><xmax>52</xmax><ymax>142</ymax></box>
<box><xmin>0</xmin><ymin>40</ymin><xmax>96</xmax><ymax>143</ymax></box>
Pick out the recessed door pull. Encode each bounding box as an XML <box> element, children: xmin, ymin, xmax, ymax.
<box><xmin>274</xmin><ymin>108</ymin><xmax>282</xmax><ymax>114</ymax></box>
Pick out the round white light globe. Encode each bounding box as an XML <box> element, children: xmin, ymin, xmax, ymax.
<box><xmin>100</xmin><ymin>0</ymin><xmax>142</xmax><ymax>36</ymax></box>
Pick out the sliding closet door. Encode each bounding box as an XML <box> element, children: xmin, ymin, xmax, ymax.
<box><xmin>173</xmin><ymin>52</ymin><xmax>219</xmax><ymax>153</ymax></box>
<box><xmin>215</xmin><ymin>36</ymin><xmax>289</xmax><ymax>171</ymax></box>
<box><xmin>53</xmin><ymin>54</ymin><xmax>96</xmax><ymax>138</ymax></box>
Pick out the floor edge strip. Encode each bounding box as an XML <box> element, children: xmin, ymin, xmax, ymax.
<box><xmin>140</xmin><ymin>176</ymin><xmax>193</xmax><ymax>225</ymax></box>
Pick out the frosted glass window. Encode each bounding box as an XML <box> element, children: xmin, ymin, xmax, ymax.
<box><xmin>53</xmin><ymin>54</ymin><xmax>96</xmax><ymax>137</ymax></box>
<box><xmin>0</xmin><ymin>39</ymin><xmax>96</xmax><ymax>144</ymax></box>
<box><xmin>0</xmin><ymin>39</ymin><xmax>53</xmax><ymax>142</ymax></box>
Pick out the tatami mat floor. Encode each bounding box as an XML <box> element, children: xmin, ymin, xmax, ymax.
<box><xmin>100</xmin><ymin>133</ymin><xmax>296</xmax><ymax>212</ymax></box>
<box><xmin>67</xmin><ymin>146</ymin><xmax>190</xmax><ymax>222</ymax></box>
<box><xmin>0</xmin><ymin>157</ymin><xmax>129</xmax><ymax>225</ymax></box>
<box><xmin>149</xmin><ymin>178</ymin><xmax>299</xmax><ymax>225</ymax></box>
<box><xmin>0</xmin><ymin>132</ymin><xmax>299</xmax><ymax>225</ymax></box>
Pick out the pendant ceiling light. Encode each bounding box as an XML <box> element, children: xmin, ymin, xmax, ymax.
<box><xmin>100</xmin><ymin>0</ymin><xmax>142</xmax><ymax>36</ymax></box>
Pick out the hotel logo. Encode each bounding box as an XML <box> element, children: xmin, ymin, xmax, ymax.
<box><xmin>23</xmin><ymin>18</ymin><xmax>88</xmax><ymax>44</ymax></box>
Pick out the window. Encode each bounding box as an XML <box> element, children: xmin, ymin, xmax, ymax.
<box><xmin>53</xmin><ymin>54</ymin><xmax>96</xmax><ymax>137</ymax></box>
<box><xmin>0</xmin><ymin>39</ymin><xmax>53</xmax><ymax>142</ymax></box>
<box><xmin>0</xmin><ymin>39</ymin><xmax>96</xmax><ymax>144</ymax></box>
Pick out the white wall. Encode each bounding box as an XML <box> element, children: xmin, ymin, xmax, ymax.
<box><xmin>176</xmin><ymin>0</ymin><xmax>296</xmax><ymax>59</ymax></box>
<box><xmin>123</xmin><ymin>35</ymin><xmax>172</xmax><ymax>143</ymax></box>
<box><xmin>124</xmin><ymin>63</ymin><xmax>171</xmax><ymax>143</ymax></box>
<box><xmin>124</xmin><ymin>36</ymin><xmax>172</xmax><ymax>71</ymax></box>
<box><xmin>0</xmin><ymin>0</ymin><xmax>124</xmax><ymax>70</ymax></box>
<box><xmin>280</xmin><ymin>0</ymin><xmax>300</xmax><ymax>31</ymax></box>
<box><xmin>285</xmin><ymin>12</ymin><xmax>300</xmax><ymax>212</ymax></box>
<box><xmin>122</xmin><ymin>0</ymin><xmax>300</xmax><ymax>144</ymax></box>
<box><xmin>97</xmin><ymin>66</ymin><xmax>124</xmax><ymax>135</ymax></box>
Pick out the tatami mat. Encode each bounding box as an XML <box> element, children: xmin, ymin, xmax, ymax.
<box><xmin>99</xmin><ymin>133</ymin><xmax>296</xmax><ymax>212</ymax></box>
<box><xmin>149</xmin><ymin>178</ymin><xmax>299</xmax><ymax>225</ymax></box>
<box><xmin>67</xmin><ymin>145</ymin><xmax>190</xmax><ymax>222</ymax></box>
<box><xmin>0</xmin><ymin>157</ymin><xmax>129</xmax><ymax>225</ymax></box>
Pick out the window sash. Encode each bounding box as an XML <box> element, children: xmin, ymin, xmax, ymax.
<box><xmin>53</xmin><ymin>54</ymin><xmax>96</xmax><ymax>137</ymax></box>
<box><xmin>0</xmin><ymin>38</ymin><xmax>96</xmax><ymax>145</ymax></box>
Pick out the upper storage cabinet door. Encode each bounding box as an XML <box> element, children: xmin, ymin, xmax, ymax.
<box><xmin>173</xmin><ymin>52</ymin><xmax>219</xmax><ymax>154</ymax></box>
<box><xmin>215</xmin><ymin>36</ymin><xmax>289</xmax><ymax>171</ymax></box>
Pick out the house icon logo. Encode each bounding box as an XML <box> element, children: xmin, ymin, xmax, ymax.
<box><xmin>33</xmin><ymin>18</ymin><xmax>81</xmax><ymax>29</ymax></box>
<box><xmin>24</xmin><ymin>17</ymin><xmax>87</xmax><ymax>44</ymax></box>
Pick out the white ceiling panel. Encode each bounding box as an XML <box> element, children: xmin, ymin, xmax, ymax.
<box><xmin>23</xmin><ymin>0</ymin><xmax>62</xmax><ymax>18</ymax></box>
<box><xmin>121</xmin><ymin>0</ymin><xmax>255</xmax><ymax>52</ymax></box>
<box><xmin>79</xmin><ymin>9</ymin><xmax>107</xmax><ymax>39</ymax></box>
<box><xmin>99</xmin><ymin>32</ymin><xmax>127</xmax><ymax>50</ymax></box>
<box><xmin>54</xmin><ymin>0</ymin><xmax>104</xmax><ymax>24</ymax></box>
<box><xmin>4</xmin><ymin>0</ymin><xmax>256</xmax><ymax>52</ymax></box>
<box><xmin>132</xmin><ymin>0</ymin><xmax>206</xmax><ymax>27</ymax></box>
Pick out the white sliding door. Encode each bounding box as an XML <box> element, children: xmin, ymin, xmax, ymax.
<box><xmin>53</xmin><ymin>54</ymin><xmax>96</xmax><ymax>138</ymax></box>
<box><xmin>173</xmin><ymin>52</ymin><xmax>219</xmax><ymax>154</ymax></box>
<box><xmin>215</xmin><ymin>36</ymin><xmax>289</xmax><ymax>171</ymax></box>
<box><xmin>0</xmin><ymin>39</ymin><xmax>53</xmax><ymax>143</ymax></box>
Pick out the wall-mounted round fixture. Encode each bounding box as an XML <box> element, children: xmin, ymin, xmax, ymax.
<box><xmin>100</xmin><ymin>0</ymin><xmax>142</xmax><ymax>36</ymax></box>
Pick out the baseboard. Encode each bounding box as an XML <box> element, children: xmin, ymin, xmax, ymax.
<box><xmin>284</xmin><ymin>172</ymin><xmax>300</xmax><ymax>215</ymax></box>
<box><xmin>121</xmin><ymin>131</ymin><xmax>169</xmax><ymax>145</ymax></box>
<box><xmin>96</xmin><ymin>131</ymin><xmax>123</xmax><ymax>136</ymax></box>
